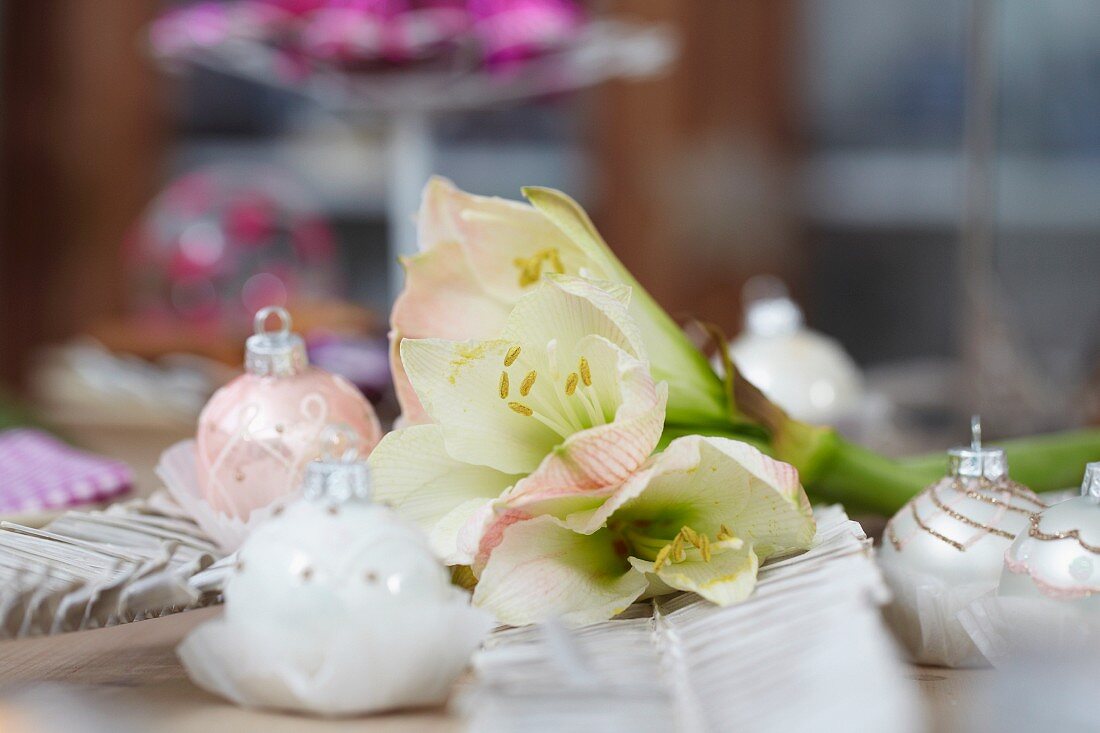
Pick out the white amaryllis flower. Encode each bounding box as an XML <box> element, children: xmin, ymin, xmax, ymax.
<box><xmin>369</xmin><ymin>274</ymin><xmax>668</xmax><ymax>565</ymax></box>
<box><xmin>471</xmin><ymin>436</ymin><xmax>816</xmax><ymax>627</ymax></box>
<box><xmin>390</xmin><ymin>177</ymin><xmax>727</xmax><ymax>428</ymax></box>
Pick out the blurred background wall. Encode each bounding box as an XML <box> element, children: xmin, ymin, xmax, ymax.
<box><xmin>1</xmin><ymin>0</ymin><xmax>1099</xmax><ymax>450</ymax></box>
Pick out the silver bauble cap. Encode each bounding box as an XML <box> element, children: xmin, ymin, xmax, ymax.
<box><xmin>1081</xmin><ymin>462</ymin><xmax>1100</xmax><ymax>503</ymax></box>
<box><xmin>303</xmin><ymin>425</ymin><xmax>371</xmax><ymax>503</ymax></box>
<box><xmin>245</xmin><ymin>306</ymin><xmax>308</xmax><ymax>377</ymax></box>
<box><xmin>743</xmin><ymin>276</ymin><xmax>804</xmax><ymax>337</ymax></box>
<box><xmin>946</xmin><ymin>416</ymin><xmax>1008</xmax><ymax>480</ymax></box>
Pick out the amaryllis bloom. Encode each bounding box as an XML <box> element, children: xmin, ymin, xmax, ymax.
<box><xmin>472</xmin><ymin>436</ymin><xmax>816</xmax><ymax>626</ymax></box>
<box><xmin>369</xmin><ymin>274</ymin><xmax>668</xmax><ymax>565</ymax></box>
<box><xmin>391</xmin><ymin>177</ymin><xmax>727</xmax><ymax>429</ymax></box>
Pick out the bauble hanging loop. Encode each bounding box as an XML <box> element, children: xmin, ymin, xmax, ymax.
<box><xmin>245</xmin><ymin>306</ymin><xmax>309</xmax><ymax>377</ymax></box>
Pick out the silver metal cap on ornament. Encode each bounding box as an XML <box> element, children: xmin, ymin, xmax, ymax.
<box><xmin>946</xmin><ymin>416</ymin><xmax>1008</xmax><ymax>481</ymax></box>
<box><xmin>302</xmin><ymin>426</ymin><xmax>372</xmax><ymax>503</ymax></box>
<box><xmin>245</xmin><ymin>306</ymin><xmax>308</xmax><ymax>377</ymax></box>
<box><xmin>1081</xmin><ymin>462</ymin><xmax>1100</xmax><ymax>503</ymax></box>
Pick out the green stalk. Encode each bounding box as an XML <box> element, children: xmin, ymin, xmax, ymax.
<box><xmin>898</xmin><ymin>428</ymin><xmax>1100</xmax><ymax>496</ymax></box>
<box><xmin>806</xmin><ymin>436</ymin><xmax>938</xmax><ymax>515</ymax></box>
<box><xmin>721</xmin><ymin>358</ymin><xmax>1100</xmax><ymax>515</ymax></box>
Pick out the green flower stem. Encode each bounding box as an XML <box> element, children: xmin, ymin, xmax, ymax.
<box><xmin>804</xmin><ymin>436</ymin><xmax>939</xmax><ymax>515</ymax></box>
<box><xmin>897</xmin><ymin>428</ymin><xmax>1100</xmax><ymax>497</ymax></box>
<box><xmin>782</xmin><ymin>428</ymin><xmax>1100</xmax><ymax>516</ymax></box>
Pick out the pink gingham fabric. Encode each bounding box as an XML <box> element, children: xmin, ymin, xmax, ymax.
<box><xmin>0</xmin><ymin>429</ymin><xmax>132</xmax><ymax>514</ymax></box>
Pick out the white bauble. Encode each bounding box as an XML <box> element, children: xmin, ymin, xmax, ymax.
<box><xmin>178</xmin><ymin>455</ymin><xmax>493</xmax><ymax>716</ymax></box>
<box><xmin>878</xmin><ymin>443</ymin><xmax>1045</xmax><ymax>667</ymax></box>
<box><xmin>999</xmin><ymin>463</ymin><xmax>1100</xmax><ymax>610</ymax></box>
<box><xmin>723</xmin><ymin>293</ymin><xmax>863</xmax><ymax>425</ymax></box>
<box><xmin>226</xmin><ymin>497</ymin><xmax>453</xmax><ymax>672</ymax></box>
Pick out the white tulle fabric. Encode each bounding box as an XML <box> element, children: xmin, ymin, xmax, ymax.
<box><xmin>958</xmin><ymin>593</ymin><xmax>1100</xmax><ymax>667</ymax></box>
<box><xmin>178</xmin><ymin>600</ymin><xmax>492</xmax><ymax>716</ymax></box>
<box><xmin>157</xmin><ymin>440</ymin><xmax>284</xmax><ymax>553</ymax></box>
<box><xmin>878</xmin><ymin>562</ymin><xmax>992</xmax><ymax>668</ymax></box>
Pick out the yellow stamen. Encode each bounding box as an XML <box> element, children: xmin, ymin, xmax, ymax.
<box><xmin>508</xmin><ymin>402</ymin><xmax>533</xmax><ymax>416</ymax></box>
<box><xmin>499</xmin><ymin>371</ymin><xmax>510</xmax><ymax>399</ymax></box>
<box><xmin>564</xmin><ymin>372</ymin><xmax>579</xmax><ymax>396</ymax></box>
<box><xmin>700</xmin><ymin>534</ymin><xmax>711</xmax><ymax>562</ymax></box>
<box><xmin>579</xmin><ymin>357</ymin><xmax>592</xmax><ymax>386</ymax></box>
<box><xmin>653</xmin><ymin>544</ymin><xmax>672</xmax><ymax>573</ymax></box>
<box><xmin>504</xmin><ymin>345</ymin><xmax>521</xmax><ymax>367</ymax></box>
<box><xmin>680</xmin><ymin>526</ymin><xmax>701</xmax><ymax>548</ymax></box>
<box><xmin>717</xmin><ymin>524</ymin><xmax>734</xmax><ymax>541</ymax></box>
<box><xmin>513</xmin><ymin>248</ymin><xmax>566</xmax><ymax>287</ymax></box>
<box><xmin>520</xmin><ymin>371</ymin><xmax>537</xmax><ymax>396</ymax></box>
<box><xmin>671</xmin><ymin>535</ymin><xmax>686</xmax><ymax>563</ymax></box>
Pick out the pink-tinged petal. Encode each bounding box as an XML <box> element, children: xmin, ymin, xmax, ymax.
<box><xmin>504</xmin><ymin>340</ymin><xmax>667</xmax><ymax>514</ymax></box>
<box><xmin>567</xmin><ymin>437</ymin><xmax>816</xmax><ymax>561</ymax></box>
<box><xmin>417</xmin><ymin>175</ymin><xmax>467</xmax><ymax>252</ymax></box>
<box><xmin>390</xmin><ymin>241</ymin><xmax>511</xmax><ymax>427</ymax></box>
<box><xmin>418</xmin><ymin>177</ymin><xmax>600</xmax><ymax>303</ymax></box>
<box><xmin>429</xmin><ymin>497</ymin><xmax>495</xmax><ymax>566</ymax></box>
<box><xmin>471</xmin><ymin>506</ymin><xmax>532</xmax><ymax>576</ymax></box>
<box><xmin>393</xmin><ymin>240</ymin><xmax>510</xmax><ymax>340</ymax></box>
<box><xmin>472</xmin><ymin>515</ymin><xmax>648</xmax><ymax>626</ymax></box>
<box><xmin>389</xmin><ymin>329</ymin><xmax>431</xmax><ymax>427</ymax></box>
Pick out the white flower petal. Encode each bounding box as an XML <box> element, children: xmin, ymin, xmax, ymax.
<box><xmin>501</xmin><ymin>275</ymin><xmax>646</xmax><ymax>363</ymax></box>
<box><xmin>504</xmin><ymin>337</ymin><xmax>667</xmax><ymax>513</ymax></box>
<box><xmin>419</xmin><ymin>176</ymin><xmax>597</xmax><ymax>302</ymax></box>
<box><xmin>367</xmin><ymin>424</ymin><xmax>519</xmax><ymax>559</ymax></box>
<box><xmin>629</xmin><ymin>539</ymin><xmax>759</xmax><ymax>606</ymax></box>
<box><xmin>473</xmin><ymin>516</ymin><xmax>648</xmax><ymax>626</ymax></box>
<box><xmin>523</xmin><ymin>186</ymin><xmax>731</xmax><ymax>427</ymax></box>
<box><xmin>400</xmin><ymin>337</ymin><xmax>563</xmax><ymax>474</ymax></box>
<box><xmin>569</xmin><ymin>437</ymin><xmax>815</xmax><ymax>561</ymax></box>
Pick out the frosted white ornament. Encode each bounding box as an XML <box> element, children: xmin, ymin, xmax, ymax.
<box><xmin>177</xmin><ymin>435</ymin><xmax>494</xmax><ymax>716</ymax></box>
<box><xmin>1000</xmin><ymin>463</ymin><xmax>1100</xmax><ymax>607</ymax></box>
<box><xmin>721</xmin><ymin>277</ymin><xmax>863</xmax><ymax>425</ymax></box>
<box><xmin>958</xmin><ymin>470</ymin><xmax>1100</xmax><ymax>667</ymax></box>
<box><xmin>878</xmin><ymin>418</ymin><xmax>1045</xmax><ymax>667</ymax></box>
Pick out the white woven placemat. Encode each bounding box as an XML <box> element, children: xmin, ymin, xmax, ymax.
<box><xmin>463</xmin><ymin>505</ymin><xmax>923</xmax><ymax>733</ymax></box>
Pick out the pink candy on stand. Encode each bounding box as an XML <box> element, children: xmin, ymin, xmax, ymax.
<box><xmin>152</xmin><ymin>0</ymin><xmax>584</xmax><ymax>71</ymax></box>
<box><xmin>468</xmin><ymin>0</ymin><xmax>581</xmax><ymax>69</ymax></box>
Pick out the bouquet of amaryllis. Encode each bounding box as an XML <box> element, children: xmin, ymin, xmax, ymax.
<box><xmin>368</xmin><ymin>177</ymin><xmax>1100</xmax><ymax>625</ymax></box>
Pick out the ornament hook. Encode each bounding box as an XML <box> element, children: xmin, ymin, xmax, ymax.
<box><xmin>254</xmin><ymin>306</ymin><xmax>292</xmax><ymax>337</ymax></box>
<box><xmin>971</xmin><ymin>415</ymin><xmax>984</xmax><ymax>476</ymax></box>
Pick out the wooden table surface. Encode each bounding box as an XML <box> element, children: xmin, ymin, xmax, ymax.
<box><xmin>0</xmin><ymin>607</ymin><xmax>983</xmax><ymax>733</ymax></box>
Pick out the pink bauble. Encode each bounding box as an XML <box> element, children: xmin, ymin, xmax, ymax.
<box><xmin>195</xmin><ymin>307</ymin><xmax>382</xmax><ymax>518</ymax></box>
